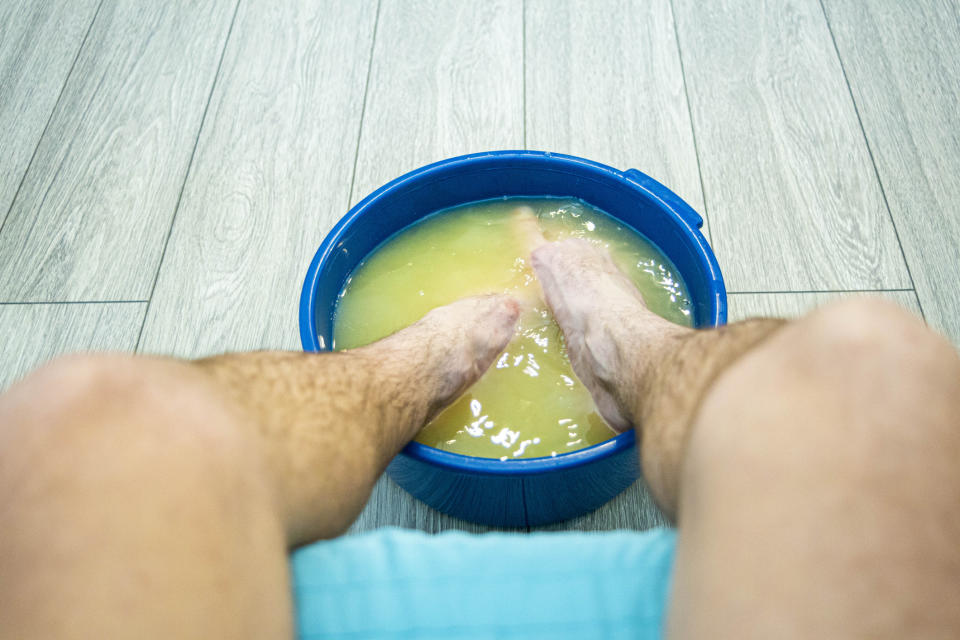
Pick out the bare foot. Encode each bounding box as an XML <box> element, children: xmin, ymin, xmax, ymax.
<box><xmin>373</xmin><ymin>294</ymin><xmax>520</xmax><ymax>419</ymax></box>
<box><xmin>531</xmin><ymin>239</ymin><xmax>685</xmax><ymax>432</ymax></box>
<box><xmin>508</xmin><ymin>206</ymin><xmax>548</xmax><ymax>309</ymax></box>
<box><xmin>511</xmin><ymin>205</ymin><xmax>548</xmax><ymax>253</ymax></box>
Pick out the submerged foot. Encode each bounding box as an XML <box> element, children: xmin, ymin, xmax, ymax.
<box><xmin>508</xmin><ymin>206</ymin><xmax>548</xmax><ymax>309</ymax></box>
<box><xmin>381</xmin><ymin>294</ymin><xmax>521</xmax><ymax>417</ymax></box>
<box><xmin>511</xmin><ymin>205</ymin><xmax>548</xmax><ymax>254</ymax></box>
<box><xmin>531</xmin><ymin>239</ymin><xmax>685</xmax><ymax>432</ymax></box>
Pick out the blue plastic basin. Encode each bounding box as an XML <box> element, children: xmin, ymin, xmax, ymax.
<box><xmin>300</xmin><ymin>150</ymin><xmax>726</xmax><ymax>527</ymax></box>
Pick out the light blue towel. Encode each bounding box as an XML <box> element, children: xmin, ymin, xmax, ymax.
<box><xmin>291</xmin><ymin>527</ymin><xmax>677</xmax><ymax>639</ymax></box>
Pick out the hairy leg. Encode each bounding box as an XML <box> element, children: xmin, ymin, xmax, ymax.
<box><xmin>196</xmin><ymin>294</ymin><xmax>519</xmax><ymax>545</ymax></box>
<box><xmin>531</xmin><ymin>238</ymin><xmax>784</xmax><ymax>514</ymax></box>
<box><xmin>671</xmin><ymin>297</ymin><xmax>960</xmax><ymax>638</ymax></box>
<box><xmin>0</xmin><ymin>295</ymin><xmax>518</xmax><ymax>639</ymax></box>
<box><xmin>533</xmin><ymin>239</ymin><xmax>960</xmax><ymax>638</ymax></box>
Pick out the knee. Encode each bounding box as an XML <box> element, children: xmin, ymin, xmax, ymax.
<box><xmin>744</xmin><ymin>297</ymin><xmax>960</xmax><ymax>449</ymax></box>
<box><xmin>0</xmin><ymin>353</ymin><xmax>276</xmax><ymax>521</ymax></box>
<box><xmin>697</xmin><ymin>296</ymin><xmax>960</xmax><ymax>449</ymax></box>
<box><xmin>691</xmin><ymin>297</ymin><xmax>960</xmax><ymax>473</ymax></box>
<box><xmin>0</xmin><ymin>353</ymin><xmax>248</xmax><ymax>467</ymax></box>
<box><xmin>807</xmin><ymin>296</ymin><xmax>921</xmax><ymax>343</ymax></box>
<box><xmin>29</xmin><ymin>351</ymin><xmax>144</xmax><ymax>396</ymax></box>
<box><xmin>798</xmin><ymin>296</ymin><xmax>955</xmax><ymax>377</ymax></box>
<box><xmin>5</xmin><ymin>353</ymin><xmax>167</xmax><ymax>430</ymax></box>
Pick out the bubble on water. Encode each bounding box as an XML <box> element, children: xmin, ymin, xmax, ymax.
<box><xmin>522</xmin><ymin>353</ymin><xmax>541</xmax><ymax>378</ymax></box>
<box><xmin>491</xmin><ymin>427</ymin><xmax>519</xmax><ymax>448</ymax></box>
<box><xmin>513</xmin><ymin>439</ymin><xmax>536</xmax><ymax>456</ymax></box>
<box><xmin>531</xmin><ymin>331</ymin><xmax>548</xmax><ymax>349</ymax></box>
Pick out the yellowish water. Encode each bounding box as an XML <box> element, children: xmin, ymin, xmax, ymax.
<box><xmin>334</xmin><ymin>197</ymin><xmax>693</xmax><ymax>459</ymax></box>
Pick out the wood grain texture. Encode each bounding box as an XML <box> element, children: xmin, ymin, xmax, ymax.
<box><xmin>349</xmin><ymin>0</ymin><xmax>523</xmax><ymax>206</ymax></box>
<box><xmin>344</xmin><ymin>0</ymin><xmax>525</xmax><ymax>533</ymax></box>
<box><xmin>0</xmin><ymin>302</ymin><xmax>144</xmax><ymax>392</ymax></box>
<box><xmin>672</xmin><ymin>0</ymin><xmax>910</xmax><ymax>292</ymax></box>
<box><xmin>525</xmin><ymin>0</ymin><xmax>706</xmax><ymax>229</ymax></box>
<box><xmin>728</xmin><ymin>290</ymin><xmax>921</xmax><ymax>321</ymax></box>
<box><xmin>822</xmin><ymin>0</ymin><xmax>960</xmax><ymax>345</ymax></box>
<box><xmin>139</xmin><ymin>0</ymin><xmax>377</xmax><ymax>358</ymax></box>
<box><xmin>0</xmin><ymin>0</ymin><xmax>237</xmax><ymax>302</ymax></box>
<box><xmin>0</xmin><ymin>0</ymin><xmax>100</xmax><ymax>224</ymax></box>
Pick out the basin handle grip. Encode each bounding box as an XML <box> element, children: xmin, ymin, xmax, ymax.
<box><xmin>623</xmin><ymin>168</ymin><xmax>703</xmax><ymax>229</ymax></box>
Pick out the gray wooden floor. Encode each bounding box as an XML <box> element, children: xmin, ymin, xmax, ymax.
<box><xmin>2</xmin><ymin>0</ymin><xmax>957</xmax><ymax>534</ymax></box>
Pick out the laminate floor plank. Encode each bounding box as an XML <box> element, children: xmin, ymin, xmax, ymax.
<box><xmin>0</xmin><ymin>0</ymin><xmax>238</xmax><ymax>301</ymax></box>
<box><xmin>823</xmin><ymin>0</ymin><xmax>960</xmax><ymax>344</ymax></box>
<box><xmin>525</xmin><ymin>0</ymin><xmax>707</xmax><ymax>233</ymax></box>
<box><xmin>672</xmin><ymin>0</ymin><xmax>911</xmax><ymax>292</ymax></box>
<box><xmin>139</xmin><ymin>0</ymin><xmax>377</xmax><ymax>358</ymax></box>
<box><xmin>0</xmin><ymin>0</ymin><xmax>100</xmax><ymax>224</ymax></box>
<box><xmin>349</xmin><ymin>0</ymin><xmax>523</xmax><ymax>206</ymax></box>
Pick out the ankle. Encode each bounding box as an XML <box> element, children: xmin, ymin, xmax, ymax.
<box><xmin>613</xmin><ymin>308</ymin><xmax>689</xmax><ymax>382</ymax></box>
<box><xmin>577</xmin><ymin>307</ymin><xmax>688</xmax><ymax>429</ymax></box>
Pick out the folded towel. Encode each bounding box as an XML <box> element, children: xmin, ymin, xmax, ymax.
<box><xmin>291</xmin><ymin>526</ymin><xmax>676</xmax><ymax>639</ymax></box>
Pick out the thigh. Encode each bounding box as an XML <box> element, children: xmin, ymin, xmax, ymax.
<box><xmin>667</xmin><ymin>300</ymin><xmax>960</xmax><ymax>638</ymax></box>
<box><xmin>0</xmin><ymin>355</ymin><xmax>292</xmax><ymax>639</ymax></box>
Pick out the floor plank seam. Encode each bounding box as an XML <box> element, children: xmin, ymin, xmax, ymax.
<box><xmin>666</xmin><ymin>0</ymin><xmax>712</xmax><ymax>246</ymax></box>
<box><xmin>0</xmin><ymin>0</ymin><xmax>105</xmax><ymax>238</ymax></box>
<box><xmin>817</xmin><ymin>0</ymin><xmax>927</xmax><ymax>323</ymax></box>
<box><xmin>911</xmin><ymin>290</ymin><xmax>925</xmax><ymax>317</ymax></box>
<box><xmin>346</xmin><ymin>0</ymin><xmax>382</xmax><ymax>207</ymax></box>
<box><xmin>133</xmin><ymin>0</ymin><xmax>243</xmax><ymax>353</ymax></box>
<box><xmin>728</xmin><ymin>288</ymin><xmax>915</xmax><ymax>295</ymax></box>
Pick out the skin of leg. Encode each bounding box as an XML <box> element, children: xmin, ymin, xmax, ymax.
<box><xmin>531</xmin><ymin>238</ymin><xmax>786</xmax><ymax>515</ymax></box>
<box><xmin>670</xmin><ymin>298</ymin><xmax>960</xmax><ymax>638</ymax></box>
<box><xmin>196</xmin><ymin>294</ymin><xmax>519</xmax><ymax>545</ymax></box>
<box><xmin>0</xmin><ymin>294</ymin><xmax>518</xmax><ymax>640</ymax></box>
<box><xmin>532</xmin><ymin>239</ymin><xmax>960</xmax><ymax>638</ymax></box>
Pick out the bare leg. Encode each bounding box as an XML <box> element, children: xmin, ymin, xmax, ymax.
<box><xmin>196</xmin><ymin>294</ymin><xmax>519</xmax><ymax>545</ymax></box>
<box><xmin>532</xmin><ymin>239</ymin><xmax>960</xmax><ymax>638</ymax></box>
<box><xmin>0</xmin><ymin>295</ymin><xmax>518</xmax><ymax>639</ymax></box>
<box><xmin>532</xmin><ymin>239</ymin><xmax>784</xmax><ymax>512</ymax></box>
